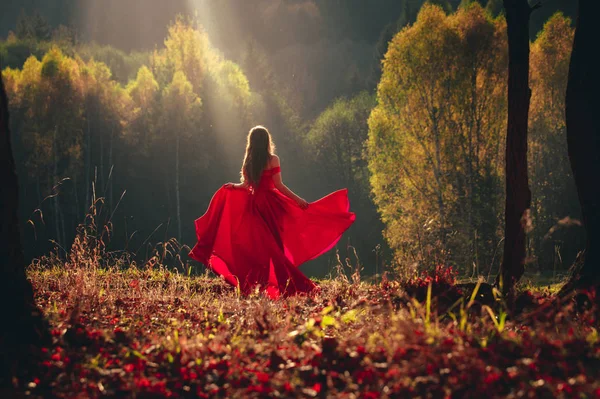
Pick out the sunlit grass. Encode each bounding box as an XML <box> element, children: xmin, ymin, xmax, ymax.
<box><xmin>17</xmin><ymin>198</ymin><xmax>598</xmax><ymax>397</ymax></box>
<box><xmin>23</xmin><ymin>256</ymin><xmax>600</xmax><ymax>398</ymax></box>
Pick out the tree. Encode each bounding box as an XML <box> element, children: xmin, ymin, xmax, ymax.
<box><xmin>15</xmin><ymin>9</ymin><xmax>52</xmax><ymax>42</ymax></box>
<box><xmin>16</xmin><ymin>48</ymin><xmax>85</xmax><ymax>247</ymax></box>
<box><xmin>368</xmin><ymin>3</ymin><xmax>507</xmax><ymax>273</ymax></box>
<box><xmin>563</xmin><ymin>0</ymin><xmax>600</xmax><ymax>289</ymax></box>
<box><xmin>84</xmin><ymin>61</ymin><xmax>132</xmax><ymax>212</ymax></box>
<box><xmin>486</xmin><ymin>0</ymin><xmax>504</xmax><ymax>16</ymax></box>
<box><xmin>152</xmin><ymin>17</ymin><xmax>209</xmax><ymax>93</ymax></box>
<box><xmin>80</xmin><ymin>59</ymin><xmax>123</xmax><ymax>214</ymax></box>
<box><xmin>1</xmin><ymin>50</ymin><xmax>86</xmax><ymax>248</ymax></box>
<box><xmin>428</xmin><ymin>0</ymin><xmax>454</xmax><ymax>13</ymax></box>
<box><xmin>496</xmin><ymin>0</ymin><xmax>539</xmax><ymax>294</ymax></box>
<box><xmin>152</xmin><ymin>18</ymin><xmax>252</xmax><ymax>176</ymax></box>
<box><xmin>126</xmin><ymin>66</ymin><xmax>159</xmax><ymax>152</ymax></box>
<box><xmin>0</xmin><ymin>70</ymin><xmax>49</xmax><ymax>389</ymax></box>
<box><xmin>161</xmin><ymin>71</ymin><xmax>202</xmax><ymax>242</ymax></box>
<box><xmin>528</xmin><ymin>14</ymin><xmax>580</xmax><ymax>271</ymax></box>
<box><xmin>308</xmin><ymin>93</ymin><xmax>375</xmax><ymax>193</ymax></box>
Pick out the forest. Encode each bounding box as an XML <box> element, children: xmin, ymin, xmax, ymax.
<box><xmin>2</xmin><ymin>0</ymin><xmax>600</xmax><ymax>397</ymax></box>
<box><xmin>0</xmin><ymin>0</ymin><xmax>583</xmax><ymax>279</ymax></box>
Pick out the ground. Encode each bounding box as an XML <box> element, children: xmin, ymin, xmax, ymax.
<box><xmin>19</xmin><ymin>259</ymin><xmax>600</xmax><ymax>398</ymax></box>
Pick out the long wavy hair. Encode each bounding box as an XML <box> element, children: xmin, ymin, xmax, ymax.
<box><xmin>241</xmin><ymin>125</ymin><xmax>275</xmax><ymax>184</ymax></box>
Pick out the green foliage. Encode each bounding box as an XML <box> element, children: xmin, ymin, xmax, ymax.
<box><xmin>307</xmin><ymin>93</ymin><xmax>375</xmax><ymax>189</ymax></box>
<box><xmin>152</xmin><ymin>17</ymin><xmax>209</xmax><ymax>92</ymax></box>
<box><xmin>75</xmin><ymin>43</ymin><xmax>149</xmax><ymax>84</ymax></box>
<box><xmin>0</xmin><ymin>36</ymin><xmax>54</xmax><ymax>69</ymax></box>
<box><xmin>125</xmin><ymin>66</ymin><xmax>159</xmax><ymax>151</ymax></box>
<box><xmin>161</xmin><ymin>71</ymin><xmax>202</xmax><ymax>136</ymax></box>
<box><xmin>306</xmin><ymin>92</ymin><xmax>387</xmax><ymax>273</ymax></box>
<box><xmin>150</xmin><ymin>17</ymin><xmax>252</xmax><ymax>157</ymax></box>
<box><xmin>127</xmin><ymin>66</ymin><xmax>159</xmax><ymax>109</ymax></box>
<box><xmin>0</xmin><ymin>34</ymin><xmax>147</xmax><ymax>85</ymax></box>
<box><xmin>20</xmin><ymin>47</ymin><xmax>85</xmax><ymax>180</ymax></box>
<box><xmin>209</xmin><ymin>59</ymin><xmax>251</xmax><ymax>110</ymax></box>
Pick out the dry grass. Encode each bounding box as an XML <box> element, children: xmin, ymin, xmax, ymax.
<box><xmin>22</xmin><ymin>258</ymin><xmax>600</xmax><ymax>398</ymax></box>
<box><xmin>19</xmin><ymin>202</ymin><xmax>600</xmax><ymax>398</ymax></box>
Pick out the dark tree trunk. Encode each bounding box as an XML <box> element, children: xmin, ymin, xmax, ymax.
<box><xmin>108</xmin><ymin>126</ymin><xmax>114</xmax><ymax>210</ymax></box>
<box><xmin>85</xmin><ymin>103</ymin><xmax>92</xmax><ymax>216</ymax></box>
<box><xmin>496</xmin><ymin>0</ymin><xmax>535</xmax><ymax>294</ymax></box>
<box><xmin>564</xmin><ymin>0</ymin><xmax>600</xmax><ymax>289</ymax></box>
<box><xmin>0</xmin><ymin>73</ymin><xmax>49</xmax><ymax>388</ymax></box>
<box><xmin>175</xmin><ymin>133</ymin><xmax>182</xmax><ymax>243</ymax></box>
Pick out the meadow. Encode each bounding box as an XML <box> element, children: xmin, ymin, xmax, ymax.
<box><xmin>22</xmin><ymin>226</ymin><xmax>600</xmax><ymax>398</ymax></box>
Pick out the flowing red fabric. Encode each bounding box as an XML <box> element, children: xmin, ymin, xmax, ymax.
<box><xmin>189</xmin><ymin>166</ymin><xmax>355</xmax><ymax>298</ymax></box>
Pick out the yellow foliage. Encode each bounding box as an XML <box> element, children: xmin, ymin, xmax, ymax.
<box><xmin>368</xmin><ymin>3</ymin><xmax>507</xmax><ymax>272</ymax></box>
<box><xmin>528</xmin><ymin>12</ymin><xmax>577</xmax><ymax>267</ymax></box>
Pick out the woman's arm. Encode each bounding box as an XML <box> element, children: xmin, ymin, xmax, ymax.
<box><xmin>224</xmin><ymin>182</ymin><xmax>249</xmax><ymax>189</ymax></box>
<box><xmin>270</xmin><ymin>155</ymin><xmax>308</xmax><ymax>209</ymax></box>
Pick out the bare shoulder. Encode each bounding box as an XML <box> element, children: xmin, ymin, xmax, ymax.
<box><xmin>270</xmin><ymin>154</ymin><xmax>281</xmax><ymax>168</ymax></box>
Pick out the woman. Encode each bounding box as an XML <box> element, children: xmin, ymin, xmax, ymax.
<box><xmin>189</xmin><ymin>126</ymin><xmax>355</xmax><ymax>298</ymax></box>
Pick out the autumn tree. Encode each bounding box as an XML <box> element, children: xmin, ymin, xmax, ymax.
<box><xmin>161</xmin><ymin>71</ymin><xmax>202</xmax><ymax>242</ymax></box>
<box><xmin>10</xmin><ymin>48</ymin><xmax>86</xmax><ymax>247</ymax></box>
<box><xmin>528</xmin><ymin>14</ymin><xmax>581</xmax><ymax>270</ymax></box>
<box><xmin>447</xmin><ymin>3</ymin><xmax>508</xmax><ymax>277</ymax></box>
<box><xmin>152</xmin><ymin>17</ymin><xmax>208</xmax><ymax>93</ymax></box>
<box><xmin>80</xmin><ymin>58</ymin><xmax>133</xmax><ymax>214</ymax></box>
<box><xmin>76</xmin><ymin>44</ymin><xmax>149</xmax><ymax>84</ymax></box>
<box><xmin>151</xmin><ymin>17</ymin><xmax>252</xmax><ymax>160</ymax></box>
<box><xmin>126</xmin><ymin>66</ymin><xmax>160</xmax><ymax>152</ymax></box>
<box><xmin>147</xmin><ymin>18</ymin><xmax>253</xmax><ymax>242</ymax></box>
<box><xmin>368</xmin><ymin>3</ymin><xmax>507</xmax><ymax>273</ymax></box>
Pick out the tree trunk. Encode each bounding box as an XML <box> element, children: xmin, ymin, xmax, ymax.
<box><xmin>100</xmin><ymin>132</ymin><xmax>104</xmax><ymax>193</ymax></box>
<box><xmin>432</xmin><ymin>115</ymin><xmax>447</xmax><ymax>250</ymax></box>
<box><xmin>74</xmin><ymin>174</ymin><xmax>80</xmax><ymax>224</ymax></box>
<box><xmin>52</xmin><ymin>127</ymin><xmax>62</xmax><ymax>247</ymax></box>
<box><xmin>36</xmin><ymin>178</ymin><xmax>41</xmax><ymax>208</ymax></box>
<box><xmin>469</xmin><ymin>68</ymin><xmax>478</xmax><ymax>273</ymax></box>
<box><xmin>175</xmin><ymin>134</ymin><xmax>182</xmax><ymax>242</ymax></box>
<box><xmin>0</xmin><ymin>72</ymin><xmax>49</xmax><ymax>388</ymax></box>
<box><xmin>85</xmin><ymin>103</ymin><xmax>91</xmax><ymax>216</ymax></box>
<box><xmin>59</xmin><ymin>197</ymin><xmax>66</xmax><ymax>249</ymax></box>
<box><xmin>108</xmin><ymin>126</ymin><xmax>114</xmax><ymax>210</ymax></box>
<box><xmin>496</xmin><ymin>0</ymin><xmax>534</xmax><ymax>294</ymax></box>
<box><xmin>564</xmin><ymin>0</ymin><xmax>600</xmax><ymax>288</ymax></box>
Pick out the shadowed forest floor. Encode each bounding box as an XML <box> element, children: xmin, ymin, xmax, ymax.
<box><xmin>21</xmin><ymin>264</ymin><xmax>600</xmax><ymax>398</ymax></box>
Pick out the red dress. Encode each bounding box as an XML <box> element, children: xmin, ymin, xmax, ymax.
<box><xmin>189</xmin><ymin>166</ymin><xmax>356</xmax><ymax>298</ymax></box>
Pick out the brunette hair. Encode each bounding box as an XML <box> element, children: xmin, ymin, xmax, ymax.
<box><xmin>241</xmin><ymin>125</ymin><xmax>275</xmax><ymax>184</ymax></box>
